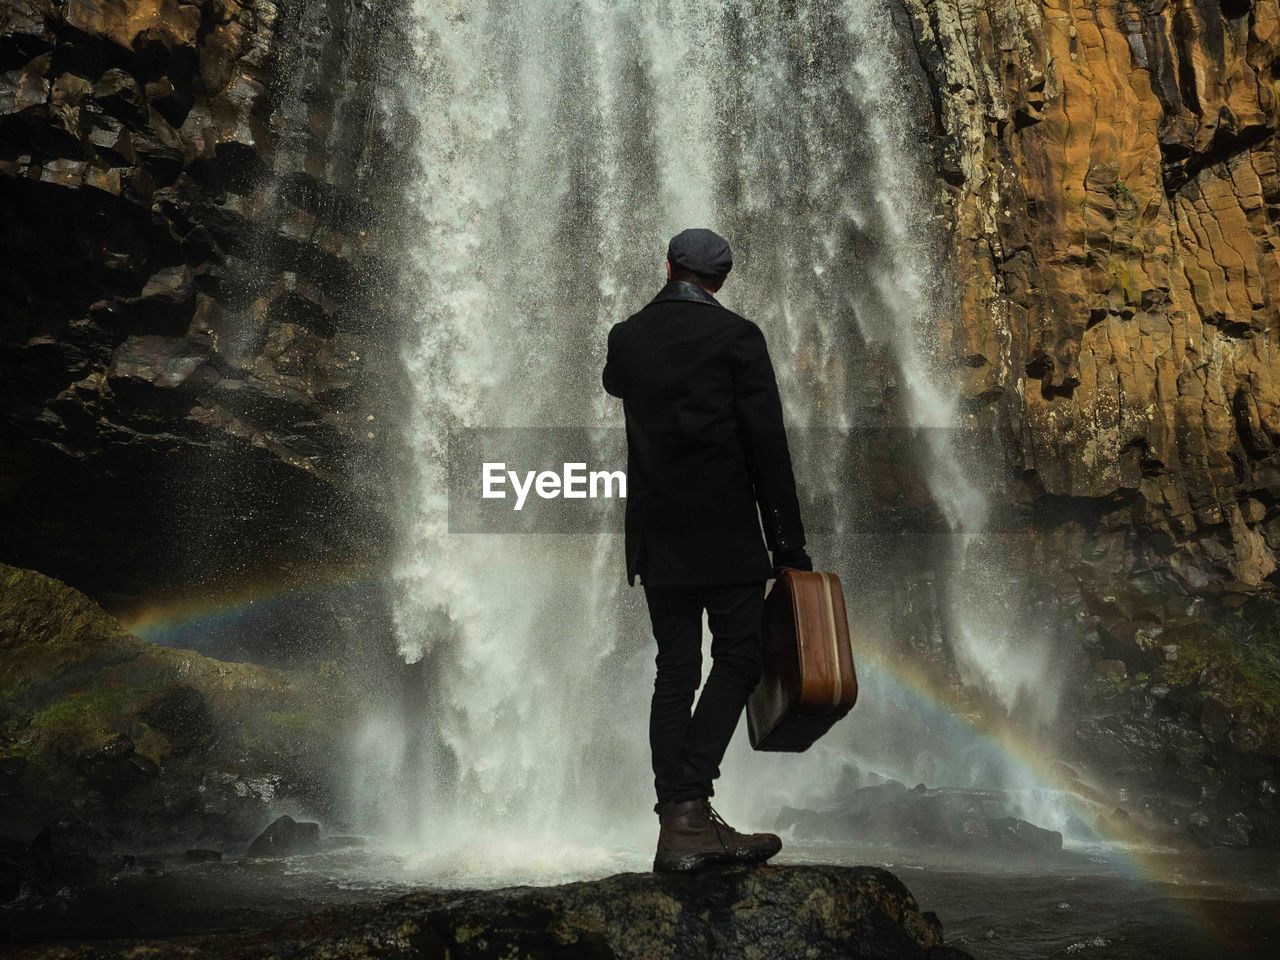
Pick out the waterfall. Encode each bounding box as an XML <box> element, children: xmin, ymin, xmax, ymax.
<box><xmin>355</xmin><ymin>0</ymin><xmax>1065</xmax><ymax>873</ymax></box>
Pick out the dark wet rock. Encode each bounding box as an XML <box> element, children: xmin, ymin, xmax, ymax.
<box><xmin>138</xmin><ymin>263</ymin><xmax>195</xmax><ymax>305</ymax></box>
<box><xmin>26</xmin><ymin>817</ymin><xmax>122</xmax><ymax>889</ymax></box>
<box><xmin>780</xmin><ymin>782</ymin><xmax>1064</xmax><ymax>855</ymax></box>
<box><xmin>106</xmin><ymin>335</ymin><xmax>213</xmax><ymax>394</ymax></box>
<box><xmin>0</xmin><ymin>835</ymin><xmax>24</xmax><ymax>904</ymax></box>
<box><xmin>133</xmin><ymin>854</ymin><xmax>166</xmax><ymax>875</ymax></box>
<box><xmin>1095</xmin><ymin>658</ymin><xmax>1127</xmax><ymax>679</ymax></box>
<box><xmin>784</xmin><ymin>779</ymin><xmax>914</xmax><ymax>826</ymax></box>
<box><xmin>139</xmin><ymin>685</ymin><xmax>214</xmax><ymax>756</ymax></box>
<box><xmin>246</xmin><ymin>814</ymin><xmax>319</xmax><ymax>858</ymax></box>
<box><xmin>0</xmin><ymin>0</ymin><xmax>411</xmax><ymax>610</ymax></box>
<box><xmin>77</xmin><ymin>735</ymin><xmax>160</xmax><ymax>794</ymax></box>
<box><xmin>0</xmin><ymin>754</ymin><xmax>26</xmax><ymax>796</ymax></box>
<box><xmin>184</xmin><ymin>847</ymin><xmax>221</xmax><ymax>862</ymax></box>
<box><xmin>988</xmin><ymin>817</ymin><xmax>1063</xmax><ymax>854</ymax></box>
<box><xmin>1063</xmin><ymin>600</ymin><xmax>1280</xmax><ymax>848</ymax></box>
<box><xmin>1075</xmin><ymin>714</ymin><xmax>1184</xmax><ymax>787</ymax></box>
<box><xmin>1229</xmin><ymin>723</ymin><xmax>1265</xmax><ymax>754</ymax></box>
<box><xmin>1189</xmin><ymin>810</ymin><xmax>1253</xmax><ymax>849</ymax></box>
<box><xmin>0</xmin><ymin>865</ymin><xmax>972</xmax><ymax>960</ymax></box>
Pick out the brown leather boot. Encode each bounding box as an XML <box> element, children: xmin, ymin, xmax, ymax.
<box><xmin>653</xmin><ymin>799</ymin><xmax>783</xmax><ymax>872</ymax></box>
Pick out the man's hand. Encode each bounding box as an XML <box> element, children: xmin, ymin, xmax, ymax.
<box><xmin>772</xmin><ymin>547</ymin><xmax>813</xmax><ymax>575</ymax></box>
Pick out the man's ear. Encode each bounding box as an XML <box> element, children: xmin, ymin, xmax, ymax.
<box><xmin>665</xmin><ymin>259</ymin><xmax>673</xmax><ymax>280</ymax></box>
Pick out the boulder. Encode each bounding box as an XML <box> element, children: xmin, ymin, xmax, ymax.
<box><xmin>0</xmin><ymin>865</ymin><xmax>972</xmax><ymax>959</ymax></box>
<box><xmin>25</xmin><ymin>817</ymin><xmax>125</xmax><ymax>890</ymax></box>
<box><xmin>781</xmin><ymin>783</ymin><xmax>1065</xmax><ymax>856</ymax></box>
<box><xmin>246</xmin><ymin>814</ymin><xmax>320</xmax><ymax>858</ymax></box>
<box><xmin>77</xmin><ymin>734</ymin><xmax>159</xmax><ymax>794</ymax></box>
<box><xmin>988</xmin><ymin>817</ymin><xmax>1063</xmax><ymax>854</ymax></box>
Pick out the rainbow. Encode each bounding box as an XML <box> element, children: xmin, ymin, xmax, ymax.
<box><xmin>118</xmin><ymin>562</ymin><xmax>382</xmax><ymax>643</ymax></box>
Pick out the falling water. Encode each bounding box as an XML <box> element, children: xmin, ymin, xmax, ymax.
<box><xmin>355</xmin><ymin>0</ymin><xmax>1068</xmax><ymax>873</ymax></box>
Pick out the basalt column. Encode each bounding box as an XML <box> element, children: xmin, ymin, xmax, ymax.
<box><xmin>0</xmin><ymin>0</ymin><xmax>411</xmax><ymax>636</ymax></box>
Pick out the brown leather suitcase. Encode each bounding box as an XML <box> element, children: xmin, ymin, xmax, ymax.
<box><xmin>747</xmin><ymin>569</ymin><xmax>858</xmax><ymax>752</ymax></box>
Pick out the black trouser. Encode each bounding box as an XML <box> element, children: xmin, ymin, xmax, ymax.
<box><xmin>642</xmin><ymin>581</ymin><xmax>766</xmax><ymax>814</ymax></box>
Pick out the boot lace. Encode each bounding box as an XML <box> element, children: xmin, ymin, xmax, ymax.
<box><xmin>705</xmin><ymin>801</ymin><xmax>736</xmax><ymax>851</ymax></box>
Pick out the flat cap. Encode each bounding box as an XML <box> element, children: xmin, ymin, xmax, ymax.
<box><xmin>667</xmin><ymin>228</ymin><xmax>733</xmax><ymax>279</ymax></box>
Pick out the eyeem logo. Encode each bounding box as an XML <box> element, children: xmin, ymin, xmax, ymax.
<box><xmin>482</xmin><ymin>462</ymin><xmax>627</xmax><ymax>511</ymax></box>
<box><xmin>450</xmin><ymin>425</ymin><xmax>983</xmax><ymax>535</ymax></box>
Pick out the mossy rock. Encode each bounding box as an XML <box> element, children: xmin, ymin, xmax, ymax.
<box><xmin>1155</xmin><ymin>602</ymin><xmax>1280</xmax><ymax>752</ymax></box>
<box><xmin>0</xmin><ymin>563</ymin><xmax>356</xmax><ymax>846</ymax></box>
<box><xmin>0</xmin><ymin>563</ymin><xmax>134</xmax><ymax>696</ymax></box>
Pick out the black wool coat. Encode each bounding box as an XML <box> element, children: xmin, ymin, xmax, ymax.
<box><xmin>602</xmin><ymin>280</ymin><xmax>806</xmax><ymax>587</ymax></box>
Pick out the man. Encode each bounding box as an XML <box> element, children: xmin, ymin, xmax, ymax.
<box><xmin>602</xmin><ymin>228</ymin><xmax>812</xmax><ymax>872</ymax></box>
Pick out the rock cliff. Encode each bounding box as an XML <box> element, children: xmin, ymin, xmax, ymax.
<box><xmin>899</xmin><ymin>0</ymin><xmax>1280</xmax><ymax>845</ymax></box>
<box><xmin>0</xmin><ymin>0</ymin><xmax>409</xmax><ymax>603</ymax></box>
<box><xmin>902</xmin><ymin>0</ymin><xmax>1280</xmax><ymax>596</ymax></box>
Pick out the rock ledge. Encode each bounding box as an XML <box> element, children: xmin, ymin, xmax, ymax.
<box><xmin>9</xmin><ymin>864</ymin><xmax>971</xmax><ymax>959</ymax></box>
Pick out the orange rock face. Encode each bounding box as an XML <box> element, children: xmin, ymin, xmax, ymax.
<box><xmin>903</xmin><ymin>0</ymin><xmax>1280</xmax><ymax>594</ymax></box>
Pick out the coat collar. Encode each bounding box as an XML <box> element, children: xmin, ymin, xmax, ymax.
<box><xmin>647</xmin><ymin>280</ymin><xmax>722</xmax><ymax>309</ymax></box>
